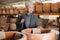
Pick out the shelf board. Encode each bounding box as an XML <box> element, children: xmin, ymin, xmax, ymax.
<box><xmin>36</xmin><ymin>12</ymin><xmax>60</xmax><ymax>16</ymax></box>
<box><xmin>0</xmin><ymin>14</ymin><xmax>17</xmax><ymax>15</ymax></box>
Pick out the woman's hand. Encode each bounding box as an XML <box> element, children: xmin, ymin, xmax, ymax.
<box><xmin>21</xmin><ymin>19</ymin><xmax>25</xmax><ymax>23</ymax></box>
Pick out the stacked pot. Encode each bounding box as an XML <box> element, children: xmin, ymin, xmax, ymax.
<box><xmin>19</xmin><ymin>8</ymin><xmax>26</xmax><ymax>14</ymax></box>
<box><xmin>43</xmin><ymin>3</ymin><xmax>51</xmax><ymax>13</ymax></box>
<box><xmin>0</xmin><ymin>7</ymin><xmax>1</xmax><ymax>14</ymax></box>
<box><xmin>9</xmin><ymin>17</ymin><xmax>17</xmax><ymax>31</ymax></box>
<box><xmin>0</xmin><ymin>6</ymin><xmax>18</xmax><ymax>14</ymax></box>
<box><xmin>35</xmin><ymin>3</ymin><xmax>43</xmax><ymax>13</ymax></box>
<box><xmin>57</xmin><ymin>2</ymin><xmax>60</xmax><ymax>12</ymax></box>
<box><xmin>0</xmin><ymin>16</ymin><xmax>9</xmax><ymax>31</ymax></box>
<box><xmin>51</xmin><ymin>3</ymin><xmax>59</xmax><ymax>12</ymax></box>
<box><xmin>13</xmin><ymin>7</ymin><xmax>18</xmax><ymax>14</ymax></box>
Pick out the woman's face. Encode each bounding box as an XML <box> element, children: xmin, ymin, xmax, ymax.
<box><xmin>28</xmin><ymin>6</ymin><xmax>34</xmax><ymax>13</ymax></box>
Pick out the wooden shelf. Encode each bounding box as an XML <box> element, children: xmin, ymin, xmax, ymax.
<box><xmin>36</xmin><ymin>12</ymin><xmax>60</xmax><ymax>16</ymax></box>
<box><xmin>0</xmin><ymin>14</ymin><xmax>17</xmax><ymax>15</ymax></box>
<box><xmin>0</xmin><ymin>12</ymin><xmax>60</xmax><ymax>16</ymax></box>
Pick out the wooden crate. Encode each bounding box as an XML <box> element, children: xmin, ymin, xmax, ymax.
<box><xmin>43</xmin><ymin>3</ymin><xmax>51</xmax><ymax>12</ymax></box>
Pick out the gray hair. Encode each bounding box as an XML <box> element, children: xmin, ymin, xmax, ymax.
<box><xmin>27</xmin><ymin>3</ymin><xmax>34</xmax><ymax>8</ymax></box>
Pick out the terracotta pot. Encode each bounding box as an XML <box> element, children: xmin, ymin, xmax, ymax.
<box><xmin>4</xmin><ymin>32</ymin><xmax>27</xmax><ymax>40</ymax></box>
<box><xmin>13</xmin><ymin>7</ymin><xmax>17</xmax><ymax>10</ymax></box>
<box><xmin>0</xmin><ymin>10</ymin><xmax>1</xmax><ymax>14</ymax></box>
<box><xmin>2</xmin><ymin>10</ymin><xmax>6</xmax><ymax>14</ymax></box>
<box><xmin>57</xmin><ymin>2</ymin><xmax>60</xmax><ymax>12</ymax></box>
<box><xmin>43</xmin><ymin>3</ymin><xmax>51</xmax><ymax>12</ymax></box>
<box><xmin>13</xmin><ymin>7</ymin><xmax>18</xmax><ymax>14</ymax></box>
<box><xmin>19</xmin><ymin>8</ymin><xmax>26</xmax><ymax>14</ymax></box>
<box><xmin>10</xmin><ymin>9</ymin><xmax>14</xmax><ymax>14</ymax></box>
<box><xmin>0</xmin><ymin>7</ymin><xmax>2</xmax><ymax>14</ymax></box>
<box><xmin>10</xmin><ymin>6</ymin><xmax>14</xmax><ymax>10</ymax></box>
<box><xmin>5</xmin><ymin>6</ymin><xmax>10</xmax><ymax>14</ymax></box>
<box><xmin>6</xmin><ymin>10</ymin><xmax>10</xmax><ymax>14</ymax></box>
<box><xmin>22</xmin><ymin>28</ymin><xmax>56</xmax><ymax>40</ymax></box>
<box><xmin>14</xmin><ymin>10</ymin><xmax>18</xmax><ymax>14</ymax></box>
<box><xmin>0</xmin><ymin>23</ymin><xmax>9</xmax><ymax>31</ymax></box>
<box><xmin>10</xmin><ymin>18</ymin><xmax>16</xmax><ymax>23</ymax></box>
<box><xmin>0</xmin><ymin>16</ymin><xmax>7</xmax><ymax>24</ymax></box>
<box><xmin>33</xmin><ymin>2</ymin><xmax>41</xmax><ymax>6</ymax></box>
<box><xmin>57</xmin><ymin>2</ymin><xmax>60</xmax><ymax>8</ymax></box>
<box><xmin>36</xmin><ymin>4</ymin><xmax>42</xmax><ymax>13</ymax></box>
<box><xmin>10</xmin><ymin>23</ymin><xmax>16</xmax><ymax>30</ymax></box>
<box><xmin>51</xmin><ymin>3</ymin><xmax>58</xmax><ymax>12</ymax></box>
<box><xmin>1</xmin><ymin>7</ymin><xmax>6</xmax><ymax>14</ymax></box>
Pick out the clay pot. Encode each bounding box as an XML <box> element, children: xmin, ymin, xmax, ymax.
<box><xmin>19</xmin><ymin>8</ymin><xmax>26</xmax><ymax>14</ymax></box>
<box><xmin>57</xmin><ymin>2</ymin><xmax>60</xmax><ymax>12</ymax></box>
<box><xmin>33</xmin><ymin>2</ymin><xmax>41</xmax><ymax>6</ymax></box>
<box><xmin>43</xmin><ymin>3</ymin><xmax>51</xmax><ymax>12</ymax></box>
<box><xmin>4</xmin><ymin>32</ymin><xmax>27</xmax><ymax>40</ymax></box>
<box><xmin>0</xmin><ymin>16</ymin><xmax>7</xmax><ymax>24</ymax></box>
<box><xmin>14</xmin><ymin>10</ymin><xmax>18</xmax><ymax>14</ymax></box>
<box><xmin>10</xmin><ymin>18</ymin><xmax>16</xmax><ymax>23</ymax></box>
<box><xmin>36</xmin><ymin>4</ymin><xmax>43</xmax><ymax>13</ymax></box>
<box><xmin>9</xmin><ymin>7</ymin><xmax>14</xmax><ymax>14</ymax></box>
<box><xmin>0</xmin><ymin>23</ymin><xmax>9</xmax><ymax>31</ymax></box>
<box><xmin>57</xmin><ymin>2</ymin><xmax>60</xmax><ymax>8</ymax></box>
<box><xmin>13</xmin><ymin>7</ymin><xmax>18</xmax><ymax>14</ymax></box>
<box><xmin>5</xmin><ymin>6</ymin><xmax>10</xmax><ymax>14</ymax></box>
<box><xmin>1</xmin><ymin>7</ymin><xmax>6</xmax><ymax>14</ymax></box>
<box><xmin>0</xmin><ymin>16</ymin><xmax>8</xmax><ymax>26</ymax></box>
<box><xmin>51</xmin><ymin>3</ymin><xmax>58</xmax><ymax>12</ymax></box>
<box><xmin>10</xmin><ymin>9</ymin><xmax>14</xmax><ymax>14</ymax></box>
<box><xmin>2</xmin><ymin>10</ymin><xmax>6</xmax><ymax>14</ymax></box>
<box><xmin>10</xmin><ymin>23</ymin><xmax>16</xmax><ymax>30</ymax></box>
<box><xmin>0</xmin><ymin>10</ymin><xmax>1</xmax><ymax>14</ymax></box>
<box><xmin>0</xmin><ymin>7</ymin><xmax>2</xmax><ymax>14</ymax></box>
<box><xmin>22</xmin><ymin>28</ymin><xmax>56</xmax><ymax>40</ymax></box>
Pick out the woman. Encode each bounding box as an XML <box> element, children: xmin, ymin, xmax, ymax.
<box><xmin>16</xmin><ymin>5</ymin><xmax>41</xmax><ymax>32</ymax></box>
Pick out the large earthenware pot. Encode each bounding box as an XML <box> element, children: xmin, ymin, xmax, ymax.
<box><xmin>22</xmin><ymin>28</ymin><xmax>56</xmax><ymax>40</ymax></box>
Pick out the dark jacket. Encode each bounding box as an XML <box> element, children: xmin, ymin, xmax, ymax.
<box><xmin>16</xmin><ymin>13</ymin><xmax>39</xmax><ymax>32</ymax></box>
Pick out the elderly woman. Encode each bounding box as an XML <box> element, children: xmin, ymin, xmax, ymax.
<box><xmin>16</xmin><ymin>4</ymin><xmax>41</xmax><ymax>32</ymax></box>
